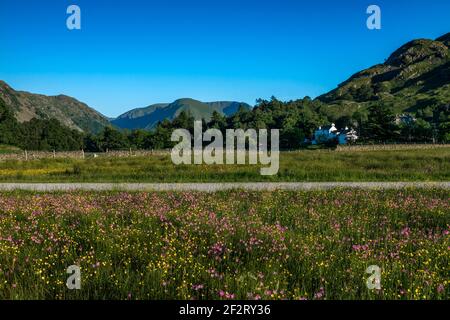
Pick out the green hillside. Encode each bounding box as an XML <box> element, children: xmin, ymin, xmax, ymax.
<box><xmin>318</xmin><ymin>33</ymin><xmax>450</xmax><ymax>118</ymax></box>
<box><xmin>0</xmin><ymin>81</ymin><xmax>110</xmax><ymax>134</ymax></box>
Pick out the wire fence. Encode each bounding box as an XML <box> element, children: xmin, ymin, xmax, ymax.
<box><xmin>0</xmin><ymin>143</ymin><xmax>449</xmax><ymax>161</ymax></box>
<box><xmin>335</xmin><ymin>143</ymin><xmax>450</xmax><ymax>152</ymax></box>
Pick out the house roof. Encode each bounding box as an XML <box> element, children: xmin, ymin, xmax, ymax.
<box><xmin>318</xmin><ymin>125</ymin><xmax>336</xmax><ymax>131</ymax></box>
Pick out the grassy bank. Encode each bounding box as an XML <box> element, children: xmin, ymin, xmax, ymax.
<box><xmin>0</xmin><ymin>189</ymin><xmax>448</xmax><ymax>300</ymax></box>
<box><xmin>0</xmin><ymin>148</ymin><xmax>449</xmax><ymax>182</ymax></box>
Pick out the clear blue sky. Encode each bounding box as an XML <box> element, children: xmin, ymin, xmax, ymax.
<box><xmin>0</xmin><ymin>0</ymin><xmax>449</xmax><ymax>117</ymax></box>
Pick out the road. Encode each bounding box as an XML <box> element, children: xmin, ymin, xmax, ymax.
<box><xmin>0</xmin><ymin>182</ymin><xmax>448</xmax><ymax>192</ymax></box>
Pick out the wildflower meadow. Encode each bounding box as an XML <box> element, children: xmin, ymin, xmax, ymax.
<box><xmin>0</xmin><ymin>189</ymin><xmax>448</xmax><ymax>300</ymax></box>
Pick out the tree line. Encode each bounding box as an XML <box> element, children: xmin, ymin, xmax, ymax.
<box><xmin>1</xmin><ymin>97</ymin><xmax>449</xmax><ymax>152</ymax></box>
<box><xmin>0</xmin><ymin>101</ymin><xmax>84</xmax><ymax>151</ymax></box>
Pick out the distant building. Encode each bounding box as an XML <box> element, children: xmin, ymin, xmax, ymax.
<box><xmin>395</xmin><ymin>114</ymin><xmax>416</xmax><ymax>125</ymax></box>
<box><xmin>311</xmin><ymin>123</ymin><xmax>358</xmax><ymax>145</ymax></box>
<box><xmin>341</xmin><ymin>127</ymin><xmax>359</xmax><ymax>144</ymax></box>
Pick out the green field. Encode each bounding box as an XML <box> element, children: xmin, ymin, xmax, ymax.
<box><xmin>0</xmin><ymin>189</ymin><xmax>448</xmax><ymax>300</ymax></box>
<box><xmin>0</xmin><ymin>148</ymin><xmax>449</xmax><ymax>182</ymax></box>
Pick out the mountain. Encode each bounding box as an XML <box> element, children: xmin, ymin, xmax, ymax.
<box><xmin>111</xmin><ymin>98</ymin><xmax>251</xmax><ymax>130</ymax></box>
<box><xmin>0</xmin><ymin>81</ymin><xmax>110</xmax><ymax>134</ymax></box>
<box><xmin>110</xmin><ymin>103</ymin><xmax>170</xmax><ymax>130</ymax></box>
<box><xmin>436</xmin><ymin>33</ymin><xmax>450</xmax><ymax>46</ymax></box>
<box><xmin>2</xmin><ymin>33</ymin><xmax>448</xmax><ymax>137</ymax></box>
<box><xmin>318</xmin><ymin>33</ymin><xmax>450</xmax><ymax>116</ymax></box>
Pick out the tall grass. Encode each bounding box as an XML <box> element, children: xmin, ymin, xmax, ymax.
<box><xmin>0</xmin><ymin>148</ymin><xmax>448</xmax><ymax>182</ymax></box>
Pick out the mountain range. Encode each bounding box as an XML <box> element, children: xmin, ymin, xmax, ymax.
<box><xmin>0</xmin><ymin>80</ymin><xmax>249</xmax><ymax>133</ymax></box>
<box><xmin>111</xmin><ymin>99</ymin><xmax>251</xmax><ymax>130</ymax></box>
<box><xmin>0</xmin><ymin>32</ymin><xmax>449</xmax><ymax>133</ymax></box>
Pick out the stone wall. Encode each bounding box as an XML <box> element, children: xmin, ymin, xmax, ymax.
<box><xmin>0</xmin><ymin>150</ymin><xmax>172</xmax><ymax>161</ymax></box>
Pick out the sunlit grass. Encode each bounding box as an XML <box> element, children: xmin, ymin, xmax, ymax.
<box><xmin>0</xmin><ymin>148</ymin><xmax>448</xmax><ymax>182</ymax></box>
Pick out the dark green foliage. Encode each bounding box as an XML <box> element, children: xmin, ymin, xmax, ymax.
<box><xmin>148</xmin><ymin>120</ymin><xmax>174</xmax><ymax>150</ymax></box>
<box><xmin>280</xmin><ymin>128</ymin><xmax>305</xmax><ymax>149</ymax></box>
<box><xmin>209</xmin><ymin>111</ymin><xmax>227</xmax><ymax>131</ymax></box>
<box><xmin>171</xmin><ymin>110</ymin><xmax>195</xmax><ymax>132</ymax></box>
<box><xmin>19</xmin><ymin>119</ymin><xmax>84</xmax><ymax>151</ymax></box>
<box><xmin>83</xmin><ymin>134</ymin><xmax>101</xmax><ymax>152</ymax></box>
<box><xmin>1</xmin><ymin>100</ymin><xmax>84</xmax><ymax>151</ymax></box>
<box><xmin>127</xmin><ymin>129</ymin><xmax>149</xmax><ymax>150</ymax></box>
<box><xmin>364</xmin><ymin>104</ymin><xmax>400</xmax><ymax>142</ymax></box>
<box><xmin>399</xmin><ymin>119</ymin><xmax>434</xmax><ymax>143</ymax></box>
<box><xmin>0</xmin><ymin>100</ymin><xmax>19</xmax><ymax>145</ymax></box>
<box><xmin>97</xmin><ymin>127</ymin><xmax>129</xmax><ymax>151</ymax></box>
<box><xmin>435</xmin><ymin>104</ymin><xmax>450</xmax><ymax>142</ymax></box>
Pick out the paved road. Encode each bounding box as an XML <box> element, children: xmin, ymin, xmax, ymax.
<box><xmin>0</xmin><ymin>182</ymin><xmax>448</xmax><ymax>192</ymax></box>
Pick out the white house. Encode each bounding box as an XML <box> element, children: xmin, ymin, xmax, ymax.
<box><xmin>395</xmin><ymin>114</ymin><xmax>416</xmax><ymax>125</ymax></box>
<box><xmin>312</xmin><ymin>124</ymin><xmax>339</xmax><ymax>145</ymax></box>
<box><xmin>311</xmin><ymin>124</ymin><xmax>358</xmax><ymax>145</ymax></box>
<box><xmin>341</xmin><ymin>127</ymin><xmax>359</xmax><ymax>144</ymax></box>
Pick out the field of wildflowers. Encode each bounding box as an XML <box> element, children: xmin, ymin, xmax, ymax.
<box><xmin>0</xmin><ymin>189</ymin><xmax>448</xmax><ymax>300</ymax></box>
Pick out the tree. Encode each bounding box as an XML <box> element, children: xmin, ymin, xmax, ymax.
<box><xmin>19</xmin><ymin>118</ymin><xmax>83</xmax><ymax>151</ymax></box>
<box><xmin>172</xmin><ymin>111</ymin><xmax>195</xmax><ymax>132</ymax></box>
<box><xmin>364</xmin><ymin>104</ymin><xmax>399</xmax><ymax>142</ymax></box>
<box><xmin>335</xmin><ymin>115</ymin><xmax>354</xmax><ymax>130</ymax></box>
<box><xmin>352</xmin><ymin>110</ymin><xmax>368</xmax><ymax>138</ymax></box>
<box><xmin>208</xmin><ymin>111</ymin><xmax>227</xmax><ymax>131</ymax></box>
<box><xmin>128</xmin><ymin>129</ymin><xmax>150</xmax><ymax>149</ymax></box>
<box><xmin>280</xmin><ymin>127</ymin><xmax>304</xmax><ymax>150</ymax></box>
<box><xmin>412</xmin><ymin>119</ymin><xmax>433</xmax><ymax>142</ymax></box>
<box><xmin>84</xmin><ymin>134</ymin><xmax>100</xmax><ymax>152</ymax></box>
<box><xmin>228</xmin><ymin>105</ymin><xmax>251</xmax><ymax>129</ymax></box>
<box><xmin>0</xmin><ymin>100</ymin><xmax>20</xmax><ymax>146</ymax></box>
<box><xmin>98</xmin><ymin>127</ymin><xmax>129</xmax><ymax>151</ymax></box>
<box><xmin>150</xmin><ymin>120</ymin><xmax>174</xmax><ymax>149</ymax></box>
<box><xmin>434</xmin><ymin>103</ymin><xmax>449</xmax><ymax>143</ymax></box>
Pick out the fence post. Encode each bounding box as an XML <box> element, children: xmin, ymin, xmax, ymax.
<box><xmin>53</xmin><ymin>150</ymin><xmax>56</xmax><ymax>158</ymax></box>
<box><xmin>81</xmin><ymin>149</ymin><xmax>85</xmax><ymax>159</ymax></box>
<box><xmin>25</xmin><ymin>150</ymin><xmax>28</xmax><ymax>161</ymax></box>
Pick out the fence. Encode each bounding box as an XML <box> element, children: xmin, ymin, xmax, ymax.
<box><xmin>335</xmin><ymin>143</ymin><xmax>450</xmax><ymax>152</ymax></box>
<box><xmin>0</xmin><ymin>144</ymin><xmax>449</xmax><ymax>161</ymax></box>
<box><xmin>0</xmin><ymin>149</ymin><xmax>172</xmax><ymax>162</ymax></box>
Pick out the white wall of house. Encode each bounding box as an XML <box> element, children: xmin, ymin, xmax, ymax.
<box><xmin>311</xmin><ymin>124</ymin><xmax>358</xmax><ymax>145</ymax></box>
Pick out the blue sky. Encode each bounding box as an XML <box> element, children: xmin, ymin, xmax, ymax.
<box><xmin>0</xmin><ymin>0</ymin><xmax>449</xmax><ymax>117</ymax></box>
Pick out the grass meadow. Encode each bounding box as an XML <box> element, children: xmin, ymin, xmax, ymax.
<box><xmin>0</xmin><ymin>148</ymin><xmax>449</xmax><ymax>182</ymax></box>
<box><xmin>0</xmin><ymin>189</ymin><xmax>448</xmax><ymax>300</ymax></box>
